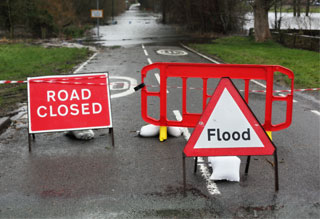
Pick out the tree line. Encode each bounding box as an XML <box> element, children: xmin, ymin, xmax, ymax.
<box><xmin>1</xmin><ymin>0</ymin><xmax>317</xmax><ymax>41</ymax></box>
<box><xmin>0</xmin><ymin>0</ymin><xmax>127</xmax><ymax>39</ymax></box>
<box><xmin>139</xmin><ymin>0</ymin><xmax>317</xmax><ymax>42</ymax></box>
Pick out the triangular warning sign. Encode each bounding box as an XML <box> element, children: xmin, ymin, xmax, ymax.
<box><xmin>184</xmin><ymin>78</ymin><xmax>275</xmax><ymax>157</ymax></box>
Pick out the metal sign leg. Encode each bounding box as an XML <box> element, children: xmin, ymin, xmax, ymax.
<box><xmin>274</xmin><ymin>149</ymin><xmax>279</xmax><ymax>191</ymax></box>
<box><xmin>28</xmin><ymin>134</ymin><xmax>36</xmax><ymax>152</ymax></box>
<box><xmin>28</xmin><ymin>134</ymin><xmax>32</xmax><ymax>152</ymax></box>
<box><xmin>182</xmin><ymin>153</ymin><xmax>187</xmax><ymax>197</ymax></box>
<box><xmin>245</xmin><ymin>156</ymin><xmax>251</xmax><ymax>175</ymax></box>
<box><xmin>194</xmin><ymin>157</ymin><xmax>198</xmax><ymax>173</ymax></box>
<box><xmin>109</xmin><ymin>128</ymin><xmax>115</xmax><ymax>147</ymax></box>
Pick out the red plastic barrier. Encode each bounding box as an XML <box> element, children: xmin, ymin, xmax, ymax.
<box><xmin>141</xmin><ymin>63</ymin><xmax>294</xmax><ymax>132</ymax></box>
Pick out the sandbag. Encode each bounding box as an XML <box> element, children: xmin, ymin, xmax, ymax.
<box><xmin>168</xmin><ymin>126</ymin><xmax>182</xmax><ymax>137</ymax></box>
<box><xmin>208</xmin><ymin>156</ymin><xmax>241</xmax><ymax>182</ymax></box>
<box><xmin>139</xmin><ymin>124</ymin><xmax>159</xmax><ymax>137</ymax></box>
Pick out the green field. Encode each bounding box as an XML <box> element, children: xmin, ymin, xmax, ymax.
<box><xmin>270</xmin><ymin>5</ymin><xmax>320</xmax><ymax>13</ymax></box>
<box><xmin>0</xmin><ymin>44</ymin><xmax>91</xmax><ymax>115</ymax></box>
<box><xmin>189</xmin><ymin>36</ymin><xmax>320</xmax><ymax>89</ymax></box>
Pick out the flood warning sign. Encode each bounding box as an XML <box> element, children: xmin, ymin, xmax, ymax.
<box><xmin>184</xmin><ymin>78</ymin><xmax>275</xmax><ymax>157</ymax></box>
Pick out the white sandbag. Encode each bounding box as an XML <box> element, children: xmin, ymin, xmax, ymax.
<box><xmin>69</xmin><ymin>129</ymin><xmax>95</xmax><ymax>140</ymax></box>
<box><xmin>208</xmin><ymin>156</ymin><xmax>241</xmax><ymax>182</ymax></box>
<box><xmin>167</xmin><ymin>126</ymin><xmax>182</xmax><ymax>137</ymax></box>
<box><xmin>139</xmin><ymin>124</ymin><xmax>160</xmax><ymax>137</ymax></box>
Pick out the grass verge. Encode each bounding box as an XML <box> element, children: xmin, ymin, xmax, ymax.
<box><xmin>189</xmin><ymin>36</ymin><xmax>320</xmax><ymax>89</ymax></box>
<box><xmin>0</xmin><ymin>43</ymin><xmax>92</xmax><ymax>115</ymax></box>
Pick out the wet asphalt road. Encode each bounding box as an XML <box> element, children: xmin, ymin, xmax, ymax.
<box><xmin>0</xmin><ymin>4</ymin><xmax>319</xmax><ymax>219</ymax></box>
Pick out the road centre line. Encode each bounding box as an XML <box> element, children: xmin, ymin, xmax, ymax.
<box><xmin>311</xmin><ymin>110</ymin><xmax>320</xmax><ymax>116</ymax></box>
<box><xmin>173</xmin><ymin>110</ymin><xmax>221</xmax><ymax>195</ymax></box>
<box><xmin>142</xmin><ymin>44</ymin><xmax>149</xmax><ymax>56</ymax></box>
<box><xmin>155</xmin><ymin>73</ymin><xmax>169</xmax><ymax>93</ymax></box>
<box><xmin>154</xmin><ymin>73</ymin><xmax>161</xmax><ymax>84</ymax></box>
<box><xmin>143</xmin><ymin>49</ymin><xmax>149</xmax><ymax>56</ymax></box>
<box><xmin>142</xmin><ymin>45</ymin><xmax>167</xmax><ymax>92</ymax></box>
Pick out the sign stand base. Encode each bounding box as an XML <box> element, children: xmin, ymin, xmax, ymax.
<box><xmin>194</xmin><ymin>157</ymin><xmax>198</xmax><ymax>173</ymax></box>
<box><xmin>28</xmin><ymin>134</ymin><xmax>35</xmax><ymax>152</ymax></box>
<box><xmin>109</xmin><ymin>128</ymin><xmax>115</xmax><ymax>147</ymax></box>
<box><xmin>28</xmin><ymin>129</ymin><xmax>115</xmax><ymax>152</ymax></box>
<box><xmin>245</xmin><ymin>156</ymin><xmax>251</xmax><ymax>175</ymax></box>
<box><xmin>182</xmin><ymin>153</ymin><xmax>187</xmax><ymax>197</ymax></box>
<box><xmin>182</xmin><ymin>151</ymin><xmax>280</xmax><ymax>196</ymax></box>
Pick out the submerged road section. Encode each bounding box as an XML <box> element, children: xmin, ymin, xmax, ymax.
<box><xmin>0</xmin><ymin>3</ymin><xmax>319</xmax><ymax>219</ymax></box>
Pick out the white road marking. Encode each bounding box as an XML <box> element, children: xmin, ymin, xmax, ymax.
<box><xmin>311</xmin><ymin>110</ymin><xmax>320</xmax><ymax>116</ymax></box>
<box><xmin>74</xmin><ymin>52</ymin><xmax>98</xmax><ymax>73</ymax></box>
<box><xmin>154</xmin><ymin>73</ymin><xmax>161</xmax><ymax>84</ymax></box>
<box><xmin>155</xmin><ymin>73</ymin><xmax>169</xmax><ymax>93</ymax></box>
<box><xmin>251</xmin><ymin>80</ymin><xmax>266</xmax><ymax>88</ymax></box>
<box><xmin>143</xmin><ymin>45</ymin><xmax>166</xmax><ymax>93</ymax></box>
<box><xmin>72</xmin><ymin>52</ymin><xmax>136</xmax><ymax>99</ymax></box>
<box><xmin>110</xmin><ymin>82</ymin><xmax>129</xmax><ymax>91</ymax></box>
<box><xmin>173</xmin><ymin>110</ymin><xmax>221</xmax><ymax>195</ymax></box>
<box><xmin>279</xmin><ymin>93</ymin><xmax>297</xmax><ymax>103</ymax></box>
<box><xmin>143</xmin><ymin>49</ymin><xmax>149</xmax><ymax>56</ymax></box>
<box><xmin>109</xmin><ymin>76</ymin><xmax>137</xmax><ymax>99</ymax></box>
<box><xmin>180</xmin><ymin>44</ymin><xmax>220</xmax><ymax>64</ymax></box>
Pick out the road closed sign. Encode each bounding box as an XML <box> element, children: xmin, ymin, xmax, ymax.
<box><xmin>27</xmin><ymin>73</ymin><xmax>112</xmax><ymax>133</ymax></box>
<box><xmin>184</xmin><ymin>77</ymin><xmax>275</xmax><ymax>157</ymax></box>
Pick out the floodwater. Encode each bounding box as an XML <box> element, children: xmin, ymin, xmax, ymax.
<box><xmin>93</xmin><ymin>4</ymin><xmax>320</xmax><ymax>47</ymax></box>
<box><xmin>244</xmin><ymin>12</ymin><xmax>320</xmax><ymax>30</ymax></box>
<box><xmin>94</xmin><ymin>3</ymin><xmax>186</xmax><ymax>47</ymax></box>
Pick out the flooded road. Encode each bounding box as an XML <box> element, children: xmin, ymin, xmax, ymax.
<box><xmin>0</xmin><ymin>3</ymin><xmax>319</xmax><ymax>219</ymax></box>
<box><xmin>94</xmin><ymin>3</ymin><xmax>187</xmax><ymax>47</ymax></box>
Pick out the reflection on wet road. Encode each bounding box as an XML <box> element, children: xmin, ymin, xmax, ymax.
<box><xmin>95</xmin><ymin>3</ymin><xmax>187</xmax><ymax>46</ymax></box>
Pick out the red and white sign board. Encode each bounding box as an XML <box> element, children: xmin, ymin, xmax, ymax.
<box><xmin>184</xmin><ymin>77</ymin><xmax>275</xmax><ymax>157</ymax></box>
<box><xmin>27</xmin><ymin>73</ymin><xmax>112</xmax><ymax>133</ymax></box>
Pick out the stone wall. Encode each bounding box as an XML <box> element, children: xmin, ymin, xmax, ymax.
<box><xmin>249</xmin><ymin>28</ymin><xmax>320</xmax><ymax>52</ymax></box>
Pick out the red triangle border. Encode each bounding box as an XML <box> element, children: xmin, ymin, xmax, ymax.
<box><xmin>184</xmin><ymin>77</ymin><xmax>275</xmax><ymax>157</ymax></box>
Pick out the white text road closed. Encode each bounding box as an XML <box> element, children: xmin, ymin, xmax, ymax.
<box><xmin>184</xmin><ymin>78</ymin><xmax>275</xmax><ymax>157</ymax></box>
<box><xmin>28</xmin><ymin>74</ymin><xmax>112</xmax><ymax>133</ymax></box>
<box><xmin>36</xmin><ymin>89</ymin><xmax>102</xmax><ymax>118</ymax></box>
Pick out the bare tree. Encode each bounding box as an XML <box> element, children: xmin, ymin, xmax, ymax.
<box><xmin>306</xmin><ymin>0</ymin><xmax>310</xmax><ymax>16</ymax></box>
<box><xmin>297</xmin><ymin>0</ymin><xmax>301</xmax><ymax>17</ymax></box>
<box><xmin>252</xmin><ymin>0</ymin><xmax>273</xmax><ymax>42</ymax></box>
<box><xmin>6</xmin><ymin>0</ymin><xmax>14</xmax><ymax>38</ymax></box>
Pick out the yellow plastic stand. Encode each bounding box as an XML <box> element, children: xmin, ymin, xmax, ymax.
<box><xmin>159</xmin><ymin>126</ymin><xmax>167</xmax><ymax>141</ymax></box>
<box><xmin>266</xmin><ymin>131</ymin><xmax>272</xmax><ymax>140</ymax></box>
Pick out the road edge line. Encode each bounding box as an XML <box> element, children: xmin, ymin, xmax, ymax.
<box><xmin>181</xmin><ymin>43</ymin><xmax>270</xmax><ymax>89</ymax></box>
<box><xmin>74</xmin><ymin>52</ymin><xmax>98</xmax><ymax>74</ymax></box>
